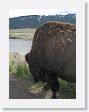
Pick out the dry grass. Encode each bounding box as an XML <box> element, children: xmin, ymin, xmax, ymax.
<box><xmin>9</xmin><ymin>28</ymin><xmax>36</xmax><ymax>40</ymax></box>
<box><xmin>9</xmin><ymin>52</ymin><xmax>31</xmax><ymax>79</ymax></box>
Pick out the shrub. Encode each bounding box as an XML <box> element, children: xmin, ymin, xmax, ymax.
<box><xmin>16</xmin><ymin>63</ymin><xmax>30</xmax><ymax>79</ymax></box>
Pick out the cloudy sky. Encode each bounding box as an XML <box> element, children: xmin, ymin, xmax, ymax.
<box><xmin>9</xmin><ymin>9</ymin><xmax>76</xmax><ymax>18</ymax></box>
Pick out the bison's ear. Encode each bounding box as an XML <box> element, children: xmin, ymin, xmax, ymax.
<box><xmin>25</xmin><ymin>53</ymin><xmax>29</xmax><ymax>63</ymax></box>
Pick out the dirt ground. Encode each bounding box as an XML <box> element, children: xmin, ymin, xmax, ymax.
<box><xmin>9</xmin><ymin>76</ymin><xmax>53</xmax><ymax>99</ymax></box>
<box><xmin>9</xmin><ymin>75</ymin><xmax>76</xmax><ymax>99</ymax></box>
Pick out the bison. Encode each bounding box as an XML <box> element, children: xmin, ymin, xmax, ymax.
<box><xmin>25</xmin><ymin>21</ymin><xmax>76</xmax><ymax>98</ymax></box>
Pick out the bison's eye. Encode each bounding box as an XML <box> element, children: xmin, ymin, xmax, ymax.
<box><xmin>54</xmin><ymin>26</ymin><xmax>63</xmax><ymax>30</ymax></box>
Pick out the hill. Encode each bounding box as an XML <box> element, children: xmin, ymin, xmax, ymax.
<box><xmin>9</xmin><ymin>14</ymin><xmax>76</xmax><ymax>29</ymax></box>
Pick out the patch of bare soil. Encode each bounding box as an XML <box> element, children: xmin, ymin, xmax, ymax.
<box><xmin>9</xmin><ymin>75</ymin><xmax>53</xmax><ymax>99</ymax></box>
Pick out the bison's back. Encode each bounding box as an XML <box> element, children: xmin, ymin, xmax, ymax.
<box><xmin>30</xmin><ymin>21</ymin><xmax>76</xmax><ymax>82</ymax></box>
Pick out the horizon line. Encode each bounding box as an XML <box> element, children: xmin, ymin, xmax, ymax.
<box><xmin>9</xmin><ymin>13</ymin><xmax>76</xmax><ymax>18</ymax></box>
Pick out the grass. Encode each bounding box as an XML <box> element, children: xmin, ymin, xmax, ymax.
<box><xmin>9</xmin><ymin>28</ymin><xmax>36</xmax><ymax>40</ymax></box>
<box><xmin>58</xmin><ymin>79</ymin><xmax>76</xmax><ymax>99</ymax></box>
<box><xmin>29</xmin><ymin>81</ymin><xmax>45</xmax><ymax>94</ymax></box>
<box><xmin>29</xmin><ymin>79</ymin><xmax>76</xmax><ymax>99</ymax></box>
<box><xmin>9</xmin><ymin>53</ymin><xmax>31</xmax><ymax>79</ymax></box>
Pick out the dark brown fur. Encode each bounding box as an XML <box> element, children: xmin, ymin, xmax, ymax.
<box><xmin>25</xmin><ymin>21</ymin><xmax>76</xmax><ymax>98</ymax></box>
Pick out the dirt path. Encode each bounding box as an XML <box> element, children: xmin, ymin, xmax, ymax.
<box><xmin>9</xmin><ymin>76</ymin><xmax>52</xmax><ymax>99</ymax></box>
<box><xmin>9</xmin><ymin>76</ymin><xmax>75</xmax><ymax>99</ymax></box>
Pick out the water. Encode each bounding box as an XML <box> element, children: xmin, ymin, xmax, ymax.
<box><xmin>9</xmin><ymin>39</ymin><xmax>32</xmax><ymax>54</ymax></box>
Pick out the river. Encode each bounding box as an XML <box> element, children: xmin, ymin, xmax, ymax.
<box><xmin>9</xmin><ymin>39</ymin><xmax>32</xmax><ymax>54</ymax></box>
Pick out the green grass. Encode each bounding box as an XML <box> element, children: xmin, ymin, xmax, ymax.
<box><xmin>9</xmin><ymin>28</ymin><xmax>36</xmax><ymax>40</ymax></box>
<box><xmin>9</xmin><ymin>60</ymin><xmax>17</xmax><ymax>74</ymax></box>
<box><xmin>58</xmin><ymin>79</ymin><xmax>76</xmax><ymax>99</ymax></box>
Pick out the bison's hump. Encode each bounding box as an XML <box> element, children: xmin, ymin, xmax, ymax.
<box><xmin>43</xmin><ymin>21</ymin><xmax>76</xmax><ymax>32</ymax></box>
<box><xmin>35</xmin><ymin>21</ymin><xmax>76</xmax><ymax>38</ymax></box>
<box><xmin>33</xmin><ymin>21</ymin><xmax>76</xmax><ymax>53</ymax></box>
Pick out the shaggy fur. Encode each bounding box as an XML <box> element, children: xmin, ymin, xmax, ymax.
<box><xmin>25</xmin><ymin>21</ymin><xmax>76</xmax><ymax>98</ymax></box>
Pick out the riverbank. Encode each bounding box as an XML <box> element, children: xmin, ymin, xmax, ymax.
<box><xmin>9</xmin><ymin>28</ymin><xmax>36</xmax><ymax>40</ymax></box>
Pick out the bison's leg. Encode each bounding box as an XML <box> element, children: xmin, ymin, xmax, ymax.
<box><xmin>43</xmin><ymin>83</ymin><xmax>50</xmax><ymax>90</ymax></box>
<box><xmin>46</xmin><ymin>74</ymin><xmax>60</xmax><ymax>99</ymax></box>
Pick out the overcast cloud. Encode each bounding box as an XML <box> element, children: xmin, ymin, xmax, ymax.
<box><xmin>9</xmin><ymin>9</ymin><xmax>76</xmax><ymax>18</ymax></box>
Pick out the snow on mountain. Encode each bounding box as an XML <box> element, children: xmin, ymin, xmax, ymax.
<box><xmin>9</xmin><ymin>14</ymin><xmax>76</xmax><ymax>29</ymax></box>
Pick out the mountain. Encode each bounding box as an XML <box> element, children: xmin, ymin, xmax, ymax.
<box><xmin>9</xmin><ymin>14</ymin><xmax>76</xmax><ymax>29</ymax></box>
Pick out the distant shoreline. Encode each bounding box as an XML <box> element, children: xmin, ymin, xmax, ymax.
<box><xmin>9</xmin><ymin>37</ymin><xmax>32</xmax><ymax>40</ymax></box>
<box><xmin>9</xmin><ymin>28</ymin><xmax>36</xmax><ymax>40</ymax></box>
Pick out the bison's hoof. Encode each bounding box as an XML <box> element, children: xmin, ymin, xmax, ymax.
<box><xmin>51</xmin><ymin>92</ymin><xmax>59</xmax><ymax>99</ymax></box>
